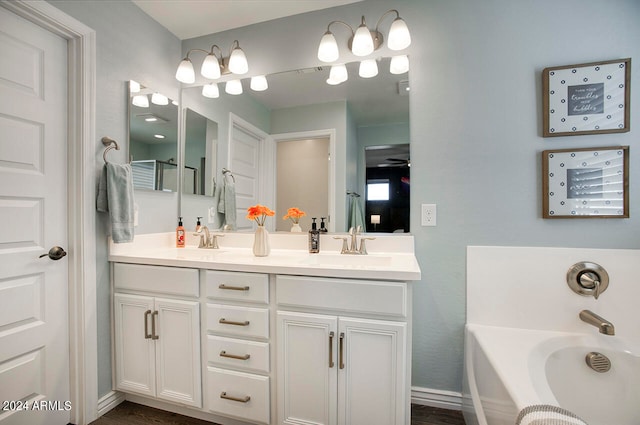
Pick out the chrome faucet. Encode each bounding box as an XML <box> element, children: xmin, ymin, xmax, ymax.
<box><xmin>334</xmin><ymin>226</ymin><xmax>375</xmax><ymax>255</ymax></box>
<box><xmin>193</xmin><ymin>226</ymin><xmax>224</xmax><ymax>249</ymax></box>
<box><xmin>579</xmin><ymin>310</ymin><xmax>615</xmax><ymax>336</ymax></box>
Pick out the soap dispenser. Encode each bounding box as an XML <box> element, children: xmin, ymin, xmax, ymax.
<box><xmin>176</xmin><ymin>216</ymin><xmax>185</xmax><ymax>248</ymax></box>
<box><xmin>309</xmin><ymin>217</ymin><xmax>320</xmax><ymax>253</ymax></box>
<box><xmin>319</xmin><ymin>217</ymin><xmax>328</xmax><ymax>233</ymax></box>
<box><xmin>195</xmin><ymin>216</ymin><xmax>202</xmax><ymax>232</ymax></box>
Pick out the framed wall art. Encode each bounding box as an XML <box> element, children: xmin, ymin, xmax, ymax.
<box><xmin>542</xmin><ymin>146</ymin><xmax>629</xmax><ymax>218</ymax></box>
<box><xmin>542</xmin><ymin>58</ymin><xmax>631</xmax><ymax>137</ymax></box>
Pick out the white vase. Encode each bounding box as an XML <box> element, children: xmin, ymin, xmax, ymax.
<box><xmin>253</xmin><ymin>225</ymin><xmax>270</xmax><ymax>257</ymax></box>
<box><xmin>290</xmin><ymin>223</ymin><xmax>302</xmax><ymax>232</ymax></box>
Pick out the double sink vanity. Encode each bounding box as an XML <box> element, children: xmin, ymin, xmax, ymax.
<box><xmin>109</xmin><ymin>231</ymin><xmax>420</xmax><ymax>425</ymax></box>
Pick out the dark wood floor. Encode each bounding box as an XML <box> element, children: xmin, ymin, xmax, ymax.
<box><xmin>89</xmin><ymin>401</ymin><xmax>466</xmax><ymax>425</ymax></box>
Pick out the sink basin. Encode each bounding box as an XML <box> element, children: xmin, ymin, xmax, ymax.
<box><xmin>300</xmin><ymin>254</ymin><xmax>393</xmax><ymax>267</ymax></box>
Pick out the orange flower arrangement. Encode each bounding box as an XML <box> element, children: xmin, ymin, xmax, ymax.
<box><xmin>283</xmin><ymin>207</ymin><xmax>306</xmax><ymax>224</ymax></box>
<box><xmin>246</xmin><ymin>204</ymin><xmax>275</xmax><ymax>226</ymax></box>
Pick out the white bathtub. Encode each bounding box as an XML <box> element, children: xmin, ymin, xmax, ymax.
<box><xmin>462</xmin><ymin>324</ymin><xmax>640</xmax><ymax>425</ymax></box>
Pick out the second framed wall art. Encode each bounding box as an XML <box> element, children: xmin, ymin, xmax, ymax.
<box><xmin>542</xmin><ymin>146</ymin><xmax>629</xmax><ymax>218</ymax></box>
<box><xmin>542</xmin><ymin>58</ymin><xmax>631</xmax><ymax>137</ymax></box>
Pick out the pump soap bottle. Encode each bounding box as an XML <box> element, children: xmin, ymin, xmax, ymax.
<box><xmin>195</xmin><ymin>217</ymin><xmax>202</xmax><ymax>232</ymax></box>
<box><xmin>319</xmin><ymin>217</ymin><xmax>328</xmax><ymax>233</ymax></box>
<box><xmin>176</xmin><ymin>217</ymin><xmax>185</xmax><ymax>248</ymax></box>
<box><xmin>309</xmin><ymin>217</ymin><xmax>320</xmax><ymax>253</ymax></box>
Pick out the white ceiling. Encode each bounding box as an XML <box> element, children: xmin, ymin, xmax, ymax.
<box><xmin>132</xmin><ymin>0</ymin><xmax>363</xmax><ymax>40</ymax></box>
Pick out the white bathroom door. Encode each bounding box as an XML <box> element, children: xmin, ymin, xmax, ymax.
<box><xmin>228</xmin><ymin>114</ymin><xmax>269</xmax><ymax>231</ymax></box>
<box><xmin>0</xmin><ymin>6</ymin><xmax>70</xmax><ymax>425</ymax></box>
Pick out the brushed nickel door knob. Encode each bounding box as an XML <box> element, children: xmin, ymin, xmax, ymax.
<box><xmin>39</xmin><ymin>246</ymin><xmax>67</xmax><ymax>260</ymax></box>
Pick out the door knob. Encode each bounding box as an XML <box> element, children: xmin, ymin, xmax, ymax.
<box><xmin>39</xmin><ymin>246</ymin><xmax>67</xmax><ymax>260</ymax></box>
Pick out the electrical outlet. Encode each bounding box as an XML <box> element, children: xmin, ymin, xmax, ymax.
<box><xmin>421</xmin><ymin>204</ymin><xmax>436</xmax><ymax>226</ymax></box>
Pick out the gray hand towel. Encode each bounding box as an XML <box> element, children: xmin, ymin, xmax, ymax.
<box><xmin>97</xmin><ymin>163</ymin><xmax>135</xmax><ymax>243</ymax></box>
<box><xmin>516</xmin><ymin>405</ymin><xmax>588</xmax><ymax>425</ymax></box>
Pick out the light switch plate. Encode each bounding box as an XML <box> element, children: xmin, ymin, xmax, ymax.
<box><xmin>421</xmin><ymin>204</ymin><xmax>436</xmax><ymax>226</ymax></box>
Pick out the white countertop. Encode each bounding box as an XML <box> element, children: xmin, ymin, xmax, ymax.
<box><xmin>109</xmin><ymin>232</ymin><xmax>421</xmax><ymax>281</ymax></box>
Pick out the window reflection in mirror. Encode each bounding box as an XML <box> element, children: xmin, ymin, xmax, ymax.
<box><xmin>128</xmin><ymin>80</ymin><xmax>178</xmax><ymax>192</ymax></box>
<box><xmin>364</xmin><ymin>144</ymin><xmax>410</xmax><ymax>233</ymax></box>
<box><xmin>184</xmin><ymin>108</ymin><xmax>218</xmax><ymax>196</ymax></box>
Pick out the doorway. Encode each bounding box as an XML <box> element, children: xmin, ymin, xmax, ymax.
<box><xmin>364</xmin><ymin>144</ymin><xmax>410</xmax><ymax>233</ymax></box>
<box><xmin>276</xmin><ymin>138</ymin><xmax>330</xmax><ymax>232</ymax></box>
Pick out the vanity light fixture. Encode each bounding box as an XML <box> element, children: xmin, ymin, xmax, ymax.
<box><xmin>317</xmin><ymin>10</ymin><xmax>411</xmax><ymax>63</ymax></box>
<box><xmin>175</xmin><ymin>39</ymin><xmax>249</xmax><ymax>84</ymax></box>
<box><xmin>250</xmin><ymin>75</ymin><xmax>268</xmax><ymax>91</ymax></box>
<box><xmin>151</xmin><ymin>92</ymin><xmax>169</xmax><ymax>106</ymax></box>
<box><xmin>153</xmin><ymin>134</ymin><xmax>165</xmax><ymax>139</ymax></box>
<box><xmin>359</xmin><ymin>59</ymin><xmax>378</xmax><ymax>78</ymax></box>
<box><xmin>225</xmin><ymin>79</ymin><xmax>243</xmax><ymax>95</ymax></box>
<box><xmin>131</xmin><ymin>94</ymin><xmax>149</xmax><ymax>108</ymax></box>
<box><xmin>202</xmin><ymin>82</ymin><xmax>220</xmax><ymax>98</ymax></box>
<box><xmin>327</xmin><ymin>63</ymin><xmax>348</xmax><ymax>85</ymax></box>
<box><xmin>389</xmin><ymin>55</ymin><xmax>409</xmax><ymax>74</ymax></box>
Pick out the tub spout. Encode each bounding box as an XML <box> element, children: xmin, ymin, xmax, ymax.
<box><xmin>579</xmin><ymin>310</ymin><xmax>615</xmax><ymax>336</ymax></box>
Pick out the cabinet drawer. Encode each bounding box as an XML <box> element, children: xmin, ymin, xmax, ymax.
<box><xmin>113</xmin><ymin>263</ymin><xmax>199</xmax><ymax>297</ymax></box>
<box><xmin>207</xmin><ymin>367</ymin><xmax>270</xmax><ymax>424</ymax></box>
<box><xmin>207</xmin><ymin>304</ymin><xmax>269</xmax><ymax>339</ymax></box>
<box><xmin>207</xmin><ymin>335</ymin><xmax>269</xmax><ymax>373</ymax></box>
<box><xmin>204</xmin><ymin>270</ymin><xmax>268</xmax><ymax>304</ymax></box>
<box><xmin>276</xmin><ymin>275</ymin><xmax>407</xmax><ymax>317</ymax></box>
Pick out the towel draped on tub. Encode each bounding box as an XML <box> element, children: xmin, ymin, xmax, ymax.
<box><xmin>516</xmin><ymin>405</ymin><xmax>589</xmax><ymax>425</ymax></box>
<box><xmin>97</xmin><ymin>163</ymin><xmax>135</xmax><ymax>243</ymax></box>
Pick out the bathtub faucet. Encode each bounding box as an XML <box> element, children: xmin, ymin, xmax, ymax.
<box><xmin>579</xmin><ymin>310</ymin><xmax>615</xmax><ymax>336</ymax></box>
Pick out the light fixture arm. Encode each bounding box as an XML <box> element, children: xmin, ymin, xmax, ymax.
<box><xmin>326</xmin><ymin>20</ymin><xmax>355</xmax><ymax>37</ymax></box>
<box><xmin>182</xmin><ymin>48</ymin><xmax>209</xmax><ymax>61</ymax></box>
<box><xmin>374</xmin><ymin>9</ymin><xmax>400</xmax><ymax>33</ymax></box>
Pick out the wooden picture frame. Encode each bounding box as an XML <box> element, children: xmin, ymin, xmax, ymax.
<box><xmin>542</xmin><ymin>58</ymin><xmax>631</xmax><ymax>137</ymax></box>
<box><xmin>542</xmin><ymin>146</ymin><xmax>629</xmax><ymax>218</ymax></box>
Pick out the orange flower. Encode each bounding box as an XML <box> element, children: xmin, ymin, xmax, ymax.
<box><xmin>246</xmin><ymin>204</ymin><xmax>275</xmax><ymax>226</ymax></box>
<box><xmin>283</xmin><ymin>207</ymin><xmax>306</xmax><ymax>224</ymax></box>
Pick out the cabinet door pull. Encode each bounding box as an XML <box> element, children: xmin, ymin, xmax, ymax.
<box><xmin>151</xmin><ymin>310</ymin><xmax>159</xmax><ymax>340</ymax></box>
<box><xmin>220</xmin><ymin>350</ymin><xmax>251</xmax><ymax>360</ymax></box>
<box><xmin>329</xmin><ymin>331</ymin><xmax>335</xmax><ymax>368</ymax></box>
<box><xmin>144</xmin><ymin>310</ymin><xmax>152</xmax><ymax>339</ymax></box>
<box><xmin>219</xmin><ymin>318</ymin><xmax>250</xmax><ymax>326</ymax></box>
<box><xmin>219</xmin><ymin>283</ymin><xmax>250</xmax><ymax>291</ymax></box>
<box><xmin>339</xmin><ymin>332</ymin><xmax>345</xmax><ymax>369</ymax></box>
<box><xmin>220</xmin><ymin>392</ymin><xmax>251</xmax><ymax>403</ymax></box>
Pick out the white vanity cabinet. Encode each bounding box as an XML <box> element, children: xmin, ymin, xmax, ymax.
<box><xmin>203</xmin><ymin>270</ymin><xmax>271</xmax><ymax>424</ymax></box>
<box><xmin>112</xmin><ymin>263</ymin><xmax>202</xmax><ymax>408</ymax></box>
<box><xmin>276</xmin><ymin>275</ymin><xmax>409</xmax><ymax>425</ymax></box>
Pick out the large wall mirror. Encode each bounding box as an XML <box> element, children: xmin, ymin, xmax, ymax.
<box><xmin>178</xmin><ymin>56</ymin><xmax>410</xmax><ymax>232</ymax></box>
<box><xmin>128</xmin><ymin>80</ymin><xmax>179</xmax><ymax>192</ymax></box>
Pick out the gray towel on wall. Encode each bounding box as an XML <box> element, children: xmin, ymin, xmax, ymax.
<box><xmin>97</xmin><ymin>163</ymin><xmax>135</xmax><ymax>243</ymax></box>
<box><xmin>215</xmin><ymin>173</ymin><xmax>236</xmax><ymax>230</ymax></box>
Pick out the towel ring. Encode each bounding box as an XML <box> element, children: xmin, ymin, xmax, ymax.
<box><xmin>102</xmin><ymin>136</ymin><xmax>120</xmax><ymax>163</ymax></box>
<box><xmin>222</xmin><ymin>167</ymin><xmax>235</xmax><ymax>183</ymax></box>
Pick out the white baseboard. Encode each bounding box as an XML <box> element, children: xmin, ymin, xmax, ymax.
<box><xmin>97</xmin><ymin>391</ymin><xmax>125</xmax><ymax>417</ymax></box>
<box><xmin>98</xmin><ymin>387</ymin><xmax>461</xmax><ymax>419</ymax></box>
<box><xmin>411</xmin><ymin>386</ymin><xmax>463</xmax><ymax>411</ymax></box>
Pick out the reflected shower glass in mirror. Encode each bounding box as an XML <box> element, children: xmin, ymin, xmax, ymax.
<box><xmin>184</xmin><ymin>108</ymin><xmax>218</xmax><ymax>196</ymax></box>
<box><xmin>364</xmin><ymin>144</ymin><xmax>410</xmax><ymax>233</ymax></box>
<box><xmin>128</xmin><ymin>80</ymin><xmax>179</xmax><ymax>192</ymax></box>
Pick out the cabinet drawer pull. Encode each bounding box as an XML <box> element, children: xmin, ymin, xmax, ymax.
<box><xmin>144</xmin><ymin>310</ymin><xmax>152</xmax><ymax>339</ymax></box>
<box><xmin>219</xmin><ymin>318</ymin><xmax>250</xmax><ymax>326</ymax></box>
<box><xmin>329</xmin><ymin>331</ymin><xmax>335</xmax><ymax>368</ymax></box>
<box><xmin>219</xmin><ymin>283</ymin><xmax>250</xmax><ymax>291</ymax></box>
<box><xmin>151</xmin><ymin>310</ymin><xmax>159</xmax><ymax>340</ymax></box>
<box><xmin>220</xmin><ymin>392</ymin><xmax>251</xmax><ymax>403</ymax></box>
<box><xmin>339</xmin><ymin>332</ymin><xmax>345</xmax><ymax>369</ymax></box>
<box><xmin>220</xmin><ymin>350</ymin><xmax>251</xmax><ymax>360</ymax></box>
